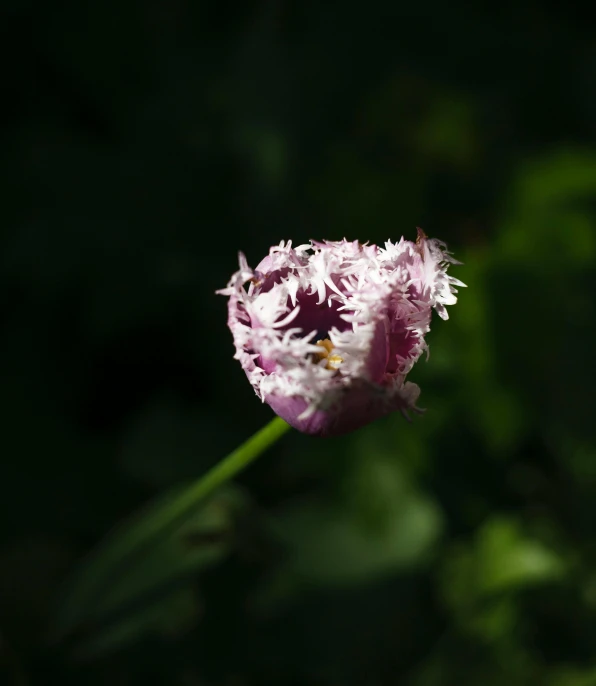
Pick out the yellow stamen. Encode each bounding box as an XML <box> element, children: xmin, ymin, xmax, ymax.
<box><xmin>314</xmin><ymin>338</ymin><xmax>343</xmax><ymax>370</ymax></box>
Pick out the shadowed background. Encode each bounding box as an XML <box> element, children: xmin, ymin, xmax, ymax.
<box><xmin>1</xmin><ymin>1</ymin><xmax>596</xmax><ymax>684</ymax></box>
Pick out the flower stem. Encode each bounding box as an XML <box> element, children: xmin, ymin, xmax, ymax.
<box><xmin>52</xmin><ymin>416</ymin><xmax>291</xmax><ymax>641</ymax></box>
<box><xmin>161</xmin><ymin>415</ymin><xmax>291</xmax><ymax>520</ymax></box>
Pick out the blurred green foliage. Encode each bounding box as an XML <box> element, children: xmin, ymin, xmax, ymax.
<box><xmin>1</xmin><ymin>1</ymin><xmax>596</xmax><ymax>684</ymax></box>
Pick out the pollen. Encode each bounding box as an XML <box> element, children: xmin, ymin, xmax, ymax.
<box><xmin>314</xmin><ymin>339</ymin><xmax>343</xmax><ymax>370</ymax></box>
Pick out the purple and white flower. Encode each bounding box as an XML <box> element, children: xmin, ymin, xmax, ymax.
<box><xmin>218</xmin><ymin>229</ymin><xmax>464</xmax><ymax>437</ymax></box>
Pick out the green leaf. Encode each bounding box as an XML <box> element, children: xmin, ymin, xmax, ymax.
<box><xmin>270</xmin><ymin>454</ymin><xmax>442</xmax><ymax>588</ymax></box>
<box><xmin>51</xmin><ymin>417</ymin><xmax>289</xmax><ymax>643</ymax></box>
<box><xmin>71</xmin><ymin>586</ymin><xmax>200</xmax><ymax>659</ymax></box>
<box><xmin>476</xmin><ymin>518</ymin><xmax>564</xmax><ymax>595</ymax></box>
<box><xmin>548</xmin><ymin>666</ymin><xmax>596</xmax><ymax>686</ymax></box>
<box><xmin>51</xmin><ymin>486</ymin><xmax>245</xmax><ymax>643</ymax></box>
<box><xmin>275</xmin><ymin>496</ymin><xmax>441</xmax><ymax>587</ymax></box>
<box><xmin>441</xmin><ymin>517</ymin><xmax>565</xmax><ymax>615</ymax></box>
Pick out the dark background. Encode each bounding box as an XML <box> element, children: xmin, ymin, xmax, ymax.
<box><xmin>2</xmin><ymin>1</ymin><xmax>596</xmax><ymax>684</ymax></box>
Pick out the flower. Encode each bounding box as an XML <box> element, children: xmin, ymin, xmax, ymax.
<box><xmin>218</xmin><ymin>229</ymin><xmax>465</xmax><ymax>437</ymax></box>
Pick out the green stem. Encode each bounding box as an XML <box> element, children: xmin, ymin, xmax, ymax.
<box><xmin>155</xmin><ymin>415</ymin><xmax>292</xmax><ymax>525</ymax></box>
<box><xmin>53</xmin><ymin>416</ymin><xmax>291</xmax><ymax>641</ymax></box>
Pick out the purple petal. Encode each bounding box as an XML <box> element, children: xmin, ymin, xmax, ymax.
<box><xmin>264</xmin><ymin>381</ymin><xmax>417</xmax><ymax>437</ymax></box>
<box><xmin>363</xmin><ymin>318</ymin><xmax>390</xmax><ymax>383</ymax></box>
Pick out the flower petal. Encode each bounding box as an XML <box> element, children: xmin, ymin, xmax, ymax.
<box><xmin>264</xmin><ymin>379</ymin><xmax>421</xmax><ymax>437</ymax></box>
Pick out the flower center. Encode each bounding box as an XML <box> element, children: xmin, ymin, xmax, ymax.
<box><xmin>314</xmin><ymin>338</ymin><xmax>343</xmax><ymax>370</ymax></box>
